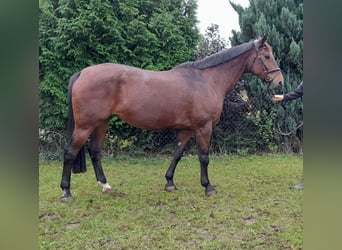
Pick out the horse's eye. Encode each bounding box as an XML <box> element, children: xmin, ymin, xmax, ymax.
<box><xmin>265</xmin><ymin>55</ymin><xmax>270</xmax><ymax>59</ymax></box>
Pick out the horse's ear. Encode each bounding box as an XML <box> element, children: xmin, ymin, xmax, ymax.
<box><xmin>256</xmin><ymin>34</ymin><xmax>268</xmax><ymax>49</ymax></box>
<box><xmin>261</xmin><ymin>34</ymin><xmax>268</xmax><ymax>44</ymax></box>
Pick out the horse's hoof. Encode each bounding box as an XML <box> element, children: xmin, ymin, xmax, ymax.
<box><xmin>98</xmin><ymin>182</ymin><xmax>113</xmax><ymax>194</ymax></box>
<box><xmin>165</xmin><ymin>185</ymin><xmax>177</xmax><ymax>192</ymax></box>
<box><xmin>102</xmin><ymin>187</ymin><xmax>114</xmax><ymax>194</ymax></box>
<box><xmin>60</xmin><ymin>194</ymin><xmax>72</xmax><ymax>202</ymax></box>
<box><xmin>205</xmin><ymin>186</ymin><xmax>217</xmax><ymax>196</ymax></box>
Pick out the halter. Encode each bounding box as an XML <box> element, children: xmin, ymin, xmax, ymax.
<box><xmin>249</xmin><ymin>40</ymin><xmax>281</xmax><ymax>82</ymax></box>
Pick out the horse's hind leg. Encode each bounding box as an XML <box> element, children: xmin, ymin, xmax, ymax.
<box><xmin>165</xmin><ymin>130</ymin><xmax>193</xmax><ymax>191</ymax></box>
<box><xmin>87</xmin><ymin>120</ymin><xmax>113</xmax><ymax>194</ymax></box>
<box><xmin>61</xmin><ymin>128</ymin><xmax>91</xmax><ymax>202</ymax></box>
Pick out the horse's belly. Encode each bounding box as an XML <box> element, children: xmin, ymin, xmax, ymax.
<box><xmin>117</xmin><ymin>110</ymin><xmax>190</xmax><ymax>130</ymax></box>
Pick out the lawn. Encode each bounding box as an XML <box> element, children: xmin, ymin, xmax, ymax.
<box><xmin>39</xmin><ymin>154</ymin><xmax>303</xmax><ymax>249</ymax></box>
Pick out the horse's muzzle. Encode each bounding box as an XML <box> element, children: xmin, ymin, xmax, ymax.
<box><xmin>268</xmin><ymin>71</ymin><xmax>283</xmax><ymax>89</ymax></box>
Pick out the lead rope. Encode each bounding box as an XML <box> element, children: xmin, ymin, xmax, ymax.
<box><xmin>273</xmin><ymin>94</ymin><xmax>304</xmax><ymax>136</ymax></box>
<box><xmin>275</xmin><ymin>120</ymin><xmax>303</xmax><ymax>136</ymax></box>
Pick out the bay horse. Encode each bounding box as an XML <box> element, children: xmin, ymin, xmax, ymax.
<box><xmin>60</xmin><ymin>35</ymin><xmax>283</xmax><ymax>201</ymax></box>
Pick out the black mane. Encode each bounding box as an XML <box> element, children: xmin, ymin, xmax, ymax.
<box><xmin>177</xmin><ymin>41</ymin><xmax>254</xmax><ymax>70</ymax></box>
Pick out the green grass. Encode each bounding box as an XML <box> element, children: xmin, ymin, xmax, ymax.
<box><xmin>39</xmin><ymin>154</ymin><xmax>303</xmax><ymax>249</ymax></box>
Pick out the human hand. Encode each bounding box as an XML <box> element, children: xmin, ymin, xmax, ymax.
<box><xmin>272</xmin><ymin>95</ymin><xmax>284</xmax><ymax>102</ymax></box>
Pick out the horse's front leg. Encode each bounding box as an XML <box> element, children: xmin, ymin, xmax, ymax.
<box><xmin>196</xmin><ymin>126</ymin><xmax>217</xmax><ymax>196</ymax></box>
<box><xmin>198</xmin><ymin>149</ymin><xmax>216</xmax><ymax>195</ymax></box>
<box><xmin>165</xmin><ymin>130</ymin><xmax>193</xmax><ymax>192</ymax></box>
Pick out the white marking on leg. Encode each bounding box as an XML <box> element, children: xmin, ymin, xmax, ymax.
<box><xmin>98</xmin><ymin>181</ymin><xmax>113</xmax><ymax>193</ymax></box>
<box><xmin>178</xmin><ymin>142</ymin><xmax>182</xmax><ymax>147</ymax></box>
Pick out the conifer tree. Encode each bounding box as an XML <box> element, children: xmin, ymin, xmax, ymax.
<box><xmin>39</xmin><ymin>0</ymin><xmax>200</xmax><ymax>129</ymax></box>
<box><xmin>229</xmin><ymin>0</ymin><xmax>303</xmax><ymax>152</ymax></box>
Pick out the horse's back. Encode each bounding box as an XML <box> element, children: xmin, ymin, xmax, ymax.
<box><xmin>72</xmin><ymin>62</ymin><xmax>219</xmax><ymax>130</ymax></box>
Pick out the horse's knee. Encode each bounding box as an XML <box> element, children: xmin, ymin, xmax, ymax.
<box><xmin>199</xmin><ymin>153</ymin><xmax>209</xmax><ymax>166</ymax></box>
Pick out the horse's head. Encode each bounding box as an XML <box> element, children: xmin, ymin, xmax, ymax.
<box><xmin>248</xmin><ymin>35</ymin><xmax>283</xmax><ymax>89</ymax></box>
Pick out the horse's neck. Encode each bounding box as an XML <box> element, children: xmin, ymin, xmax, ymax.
<box><xmin>206</xmin><ymin>53</ymin><xmax>250</xmax><ymax>97</ymax></box>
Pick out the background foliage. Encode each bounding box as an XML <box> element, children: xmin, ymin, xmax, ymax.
<box><xmin>229</xmin><ymin>0</ymin><xmax>303</xmax><ymax>153</ymax></box>
<box><xmin>39</xmin><ymin>0</ymin><xmax>199</xmax><ymax>128</ymax></box>
<box><xmin>39</xmin><ymin>0</ymin><xmax>303</xmax><ymax>158</ymax></box>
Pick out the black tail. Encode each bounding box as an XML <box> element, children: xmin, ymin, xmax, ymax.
<box><xmin>67</xmin><ymin>72</ymin><xmax>87</xmax><ymax>174</ymax></box>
